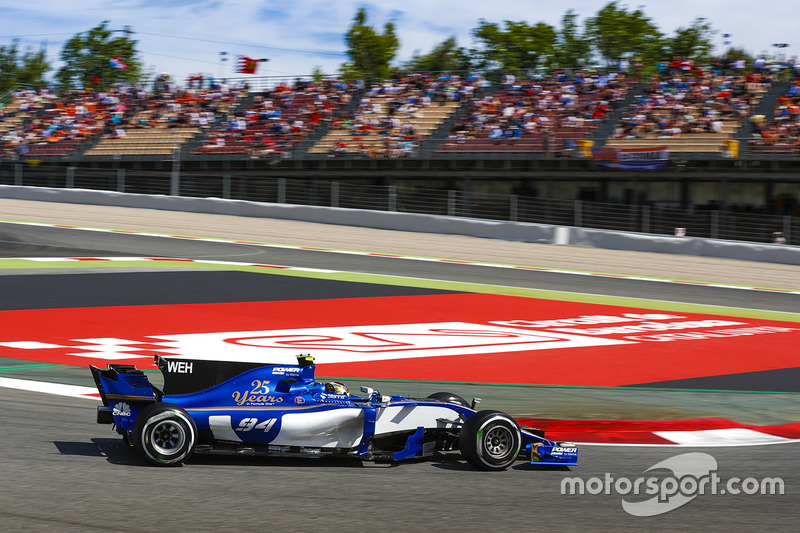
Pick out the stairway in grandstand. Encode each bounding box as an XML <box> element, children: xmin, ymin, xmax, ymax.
<box><xmin>306</xmin><ymin>96</ymin><xmax>461</xmax><ymax>156</ymax></box>
<box><xmin>80</xmin><ymin>128</ymin><xmax>200</xmax><ymax>157</ymax></box>
<box><xmin>292</xmin><ymin>88</ymin><xmax>365</xmax><ymax>156</ymax></box>
<box><xmin>603</xmin><ymin>81</ymin><xmax>770</xmax><ymax>155</ymax></box>
<box><xmin>434</xmin><ymin>79</ymin><xmax>626</xmax><ymax>156</ymax></box>
<box><xmin>83</xmin><ymin>93</ymin><xmax>242</xmax><ymax>158</ymax></box>
<box><xmin>736</xmin><ymin>81</ymin><xmax>788</xmax><ymax>155</ymax></box>
<box><xmin>0</xmin><ymin>98</ymin><xmax>26</xmax><ymax>136</ymax></box>
<box><xmin>418</xmin><ymin>89</ymin><xmax>483</xmax><ymax>157</ymax></box>
<box><xmin>191</xmin><ymin>88</ymin><xmax>355</xmax><ymax>157</ymax></box>
<box><xmin>590</xmin><ymin>83</ymin><xmax>642</xmax><ymax>148</ymax></box>
<box><xmin>181</xmin><ymin>91</ymin><xmax>257</xmax><ymax>156</ymax></box>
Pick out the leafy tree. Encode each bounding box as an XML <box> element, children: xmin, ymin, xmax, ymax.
<box><xmin>56</xmin><ymin>21</ymin><xmax>142</xmax><ymax>91</ymax></box>
<box><xmin>721</xmin><ymin>47</ymin><xmax>754</xmax><ymax>69</ymax></box>
<box><xmin>0</xmin><ymin>39</ymin><xmax>49</xmax><ymax>93</ymax></box>
<box><xmin>341</xmin><ymin>8</ymin><xmax>399</xmax><ymax>82</ymax></box>
<box><xmin>472</xmin><ymin>19</ymin><xmax>557</xmax><ymax>73</ymax></box>
<box><xmin>553</xmin><ymin>10</ymin><xmax>592</xmax><ymax>69</ymax></box>
<box><xmin>585</xmin><ymin>2</ymin><xmax>663</xmax><ymax>66</ymax></box>
<box><xmin>311</xmin><ymin>65</ymin><xmax>325</xmax><ymax>82</ymax></box>
<box><xmin>402</xmin><ymin>36</ymin><xmax>472</xmax><ymax>73</ymax></box>
<box><xmin>667</xmin><ymin>17</ymin><xmax>716</xmax><ymax>63</ymax></box>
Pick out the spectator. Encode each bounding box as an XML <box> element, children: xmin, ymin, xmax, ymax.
<box><xmin>771</xmin><ymin>232</ymin><xmax>787</xmax><ymax>244</ymax></box>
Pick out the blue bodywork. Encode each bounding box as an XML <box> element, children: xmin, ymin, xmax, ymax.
<box><xmin>91</xmin><ymin>354</ymin><xmax>578</xmax><ymax>467</ymax></box>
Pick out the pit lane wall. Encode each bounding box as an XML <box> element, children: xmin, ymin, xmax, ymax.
<box><xmin>2</xmin><ymin>185</ymin><xmax>799</xmax><ymax>266</ymax></box>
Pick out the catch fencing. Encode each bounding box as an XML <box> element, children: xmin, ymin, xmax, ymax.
<box><xmin>0</xmin><ymin>163</ymin><xmax>794</xmax><ymax>245</ymax></box>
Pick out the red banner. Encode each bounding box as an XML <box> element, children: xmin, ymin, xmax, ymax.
<box><xmin>236</xmin><ymin>56</ymin><xmax>259</xmax><ymax>74</ymax></box>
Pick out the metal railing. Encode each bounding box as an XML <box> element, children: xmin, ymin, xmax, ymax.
<box><xmin>1</xmin><ymin>164</ymin><xmax>795</xmax><ymax>245</ymax></box>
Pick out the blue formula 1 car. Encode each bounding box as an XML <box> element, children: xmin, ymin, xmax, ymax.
<box><xmin>90</xmin><ymin>354</ymin><xmax>578</xmax><ymax>470</ymax></box>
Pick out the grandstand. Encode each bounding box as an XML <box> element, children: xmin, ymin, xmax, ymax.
<box><xmin>1</xmin><ymin>68</ymin><xmax>799</xmax><ymax>245</ymax></box>
<box><xmin>192</xmin><ymin>79</ymin><xmax>359</xmax><ymax>157</ymax></box>
<box><xmin>0</xmin><ymin>71</ymin><xmax>790</xmax><ymax>160</ymax></box>
<box><xmin>437</xmin><ymin>72</ymin><xmax>629</xmax><ymax>155</ymax></box>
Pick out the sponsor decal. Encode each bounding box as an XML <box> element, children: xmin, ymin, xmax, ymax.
<box><xmin>551</xmin><ymin>447</ymin><xmax>578</xmax><ymax>453</ymax></box>
<box><xmin>319</xmin><ymin>393</ymin><xmax>349</xmax><ymax>401</ymax></box>
<box><xmin>112</xmin><ymin>402</ymin><xmax>131</xmax><ymax>417</ymax></box>
<box><xmin>165</xmin><ymin>360</ymin><xmax>193</xmax><ymax>374</ymax></box>
<box><xmin>1</xmin><ymin>295</ymin><xmax>798</xmax><ymax>386</ymax></box>
<box><xmin>231</xmin><ymin>379</ymin><xmax>282</xmax><ymax>406</ymax></box>
<box><xmin>270</xmin><ymin>367</ymin><xmax>301</xmax><ymax>376</ymax></box>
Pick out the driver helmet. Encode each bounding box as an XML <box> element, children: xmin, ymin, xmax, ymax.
<box><xmin>325</xmin><ymin>381</ymin><xmax>349</xmax><ymax>396</ymax></box>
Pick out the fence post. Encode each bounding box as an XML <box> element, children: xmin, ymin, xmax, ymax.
<box><xmin>170</xmin><ymin>149</ymin><xmax>180</xmax><ymax>196</ymax></box>
<box><xmin>711</xmin><ymin>210</ymin><xmax>719</xmax><ymax>239</ymax></box>
<box><xmin>574</xmin><ymin>200</ymin><xmax>582</xmax><ymax>227</ymax></box>
<box><xmin>14</xmin><ymin>163</ymin><xmax>22</xmax><ymax>186</ymax></box>
<box><xmin>463</xmin><ymin>188</ymin><xmax>472</xmax><ymax>217</ymax></box>
<box><xmin>278</xmin><ymin>177</ymin><xmax>286</xmax><ymax>204</ymax></box>
<box><xmin>388</xmin><ymin>185</ymin><xmax>397</xmax><ymax>212</ymax></box>
<box><xmin>784</xmin><ymin>215</ymin><xmax>792</xmax><ymax>244</ymax></box>
<box><xmin>116</xmin><ymin>168</ymin><xmax>125</xmax><ymax>192</ymax></box>
<box><xmin>66</xmin><ymin>167</ymin><xmax>75</xmax><ymax>189</ymax></box>
<box><xmin>447</xmin><ymin>190</ymin><xmax>456</xmax><ymax>216</ymax></box>
<box><xmin>331</xmin><ymin>181</ymin><xmax>339</xmax><ymax>208</ymax></box>
<box><xmin>222</xmin><ymin>175</ymin><xmax>231</xmax><ymax>199</ymax></box>
<box><xmin>641</xmin><ymin>205</ymin><xmax>650</xmax><ymax>233</ymax></box>
<box><xmin>509</xmin><ymin>194</ymin><xmax>518</xmax><ymax>222</ymax></box>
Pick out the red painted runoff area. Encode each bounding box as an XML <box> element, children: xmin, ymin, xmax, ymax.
<box><xmin>515</xmin><ymin>417</ymin><xmax>800</xmax><ymax>445</ymax></box>
<box><xmin>0</xmin><ymin>293</ymin><xmax>797</xmax><ymax>386</ymax></box>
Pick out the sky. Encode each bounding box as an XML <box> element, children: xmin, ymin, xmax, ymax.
<box><xmin>0</xmin><ymin>0</ymin><xmax>797</xmax><ymax>85</ymax></box>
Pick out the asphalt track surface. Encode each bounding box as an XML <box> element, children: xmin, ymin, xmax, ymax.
<box><xmin>1</xmin><ymin>222</ymin><xmax>798</xmax><ymax>531</ymax></box>
<box><xmin>1</xmin><ymin>388</ymin><xmax>796</xmax><ymax>532</ymax></box>
<box><xmin>2</xmin><ymin>221</ymin><xmax>799</xmax><ymax>313</ymax></box>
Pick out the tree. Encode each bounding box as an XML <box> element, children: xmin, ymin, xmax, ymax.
<box><xmin>341</xmin><ymin>8</ymin><xmax>399</xmax><ymax>82</ymax></box>
<box><xmin>56</xmin><ymin>21</ymin><xmax>142</xmax><ymax>91</ymax></box>
<box><xmin>402</xmin><ymin>36</ymin><xmax>472</xmax><ymax>73</ymax></box>
<box><xmin>585</xmin><ymin>2</ymin><xmax>663</xmax><ymax>66</ymax></box>
<box><xmin>668</xmin><ymin>17</ymin><xmax>716</xmax><ymax>63</ymax></box>
<box><xmin>472</xmin><ymin>19</ymin><xmax>557</xmax><ymax>73</ymax></box>
<box><xmin>0</xmin><ymin>39</ymin><xmax>49</xmax><ymax>93</ymax></box>
<box><xmin>553</xmin><ymin>10</ymin><xmax>592</xmax><ymax>69</ymax></box>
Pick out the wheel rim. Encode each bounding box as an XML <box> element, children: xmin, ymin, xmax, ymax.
<box><xmin>483</xmin><ymin>425</ymin><xmax>513</xmax><ymax>459</ymax></box>
<box><xmin>149</xmin><ymin>420</ymin><xmax>186</xmax><ymax>456</ymax></box>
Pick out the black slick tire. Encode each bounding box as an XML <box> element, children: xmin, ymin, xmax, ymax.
<box><xmin>459</xmin><ymin>410</ymin><xmax>521</xmax><ymax>471</ymax></box>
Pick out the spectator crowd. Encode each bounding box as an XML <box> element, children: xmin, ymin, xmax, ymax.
<box><xmin>3</xmin><ymin>59</ymin><xmax>800</xmax><ymax>161</ymax></box>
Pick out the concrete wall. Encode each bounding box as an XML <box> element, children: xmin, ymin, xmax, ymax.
<box><xmin>2</xmin><ymin>185</ymin><xmax>799</xmax><ymax>266</ymax></box>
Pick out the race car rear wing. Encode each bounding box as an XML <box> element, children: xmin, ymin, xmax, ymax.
<box><xmin>90</xmin><ymin>364</ymin><xmax>158</xmax><ymax>429</ymax></box>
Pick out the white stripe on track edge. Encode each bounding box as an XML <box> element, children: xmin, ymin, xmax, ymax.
<box><xmin>2</xmin><ymin>219</ymin><xmax>798</xmax><ymax>295</ymax></box>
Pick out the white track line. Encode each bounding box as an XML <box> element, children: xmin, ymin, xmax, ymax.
<box><xmin>3</xmin><ymin>220</ymin><xmax>799</xmax><ymax>295</ymax></box>
<box><xmin>0</xmin><ymin>376</ymin><xmax>99</xmax><ymax>399</ymax></box>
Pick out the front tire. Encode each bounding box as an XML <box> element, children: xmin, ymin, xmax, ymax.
<box><xmin>427</xmin><ymin>391</ymin><xmax>470</xmax><ymax>407</ymax></box>
<box><xmin>133</xmin><ymin>403</ymin><xmax>197</xmax><ymax>466</ymax></box>
<box><xmin>459</xmin><ymin>410</ymin><xmax>521</xmax><ymax>471</ymax></box>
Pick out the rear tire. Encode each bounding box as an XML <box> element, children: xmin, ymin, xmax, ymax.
<box><xmin>133</xmin><ymin>403</ymin><xmax>197</xmax><ymax>466</ymax></box>
<box><xmin>427</xmin><ymin>391</ymin><xmax>470</xmax><ymax>408</ymax></box>
<box><xmin>459</xmin><ymin>410</ymin><xmax>521</xmax><ymax>471</ymax></box>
